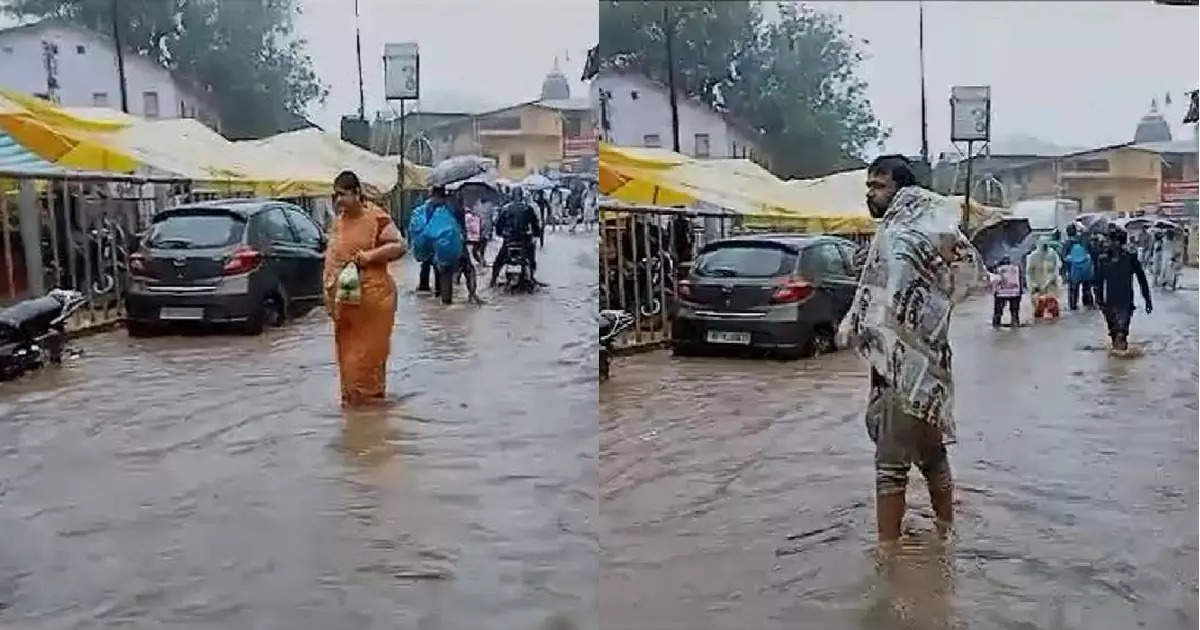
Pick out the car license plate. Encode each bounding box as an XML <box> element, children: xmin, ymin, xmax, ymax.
<box><xmin>706</xmin><ymin>330</ymin><xmax>751</xmax><ymax>345</ymax></box>
<box><xmin>159</xmin><ymin>306</ymin><xmax>204</xmax><ymax>321</ymax></box>
<box><xmin>505</xmin><ymin>264</ymin><xmax>522</xmax><ymax>274</ymax></box>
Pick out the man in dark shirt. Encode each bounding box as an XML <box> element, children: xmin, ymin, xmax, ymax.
<box><xmin>1095</xmin><ymin>228</ymin><xmax>1152</xmax><ymax>351</ymax></box>
<box><xmin>489</xmin><ymin>198</ymin><xmax>543</xmax><ymax>287</ymax></box>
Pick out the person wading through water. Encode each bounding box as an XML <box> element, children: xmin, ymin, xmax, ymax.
<box><xmin>323</xmin><ymin>170</ymin><xmax>407</xmax><ymax>406</ymax></box>
<box><xmin>1095</xmin><ymin>226</ymin><xmax>1152</xmax><ymax>352</ymax></box>
<box><xmin>838</xmin><ymin>155</ymin><xmax>988</xmax><ymax>545</ymax></box>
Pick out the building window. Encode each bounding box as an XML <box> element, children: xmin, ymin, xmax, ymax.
<box><xmin>142</xmin><ymin>91</ymin><xmax>159</xmax><ymax>118</ymax></box>
<box><xmin>563</xmin><ymin>113</ymin><xmax>583</xmax><ymax>138</ymax></box>
<box><xmin>2</xmin><ymin>46</ymin><xmax>12</xmax><ymax>54</ymax></box>
<box><xmin>478</xmin><ymin>115</ymin><xmax>521</xmax><ymax>131</ymax></box>
<box><xmin>694</xmin><ymin>133</ymin><xmax>710</xmax><ymax>158</ymax></box>
<box><xmin>76</xmin><ymin>45</ymin><xmax>85</xmax><ymax>54</ymax></box>
<box><xmin>643</xmin><ymin>134</ymin><xmax>661</xmax><ymax>148</ymax></box>
<box><xmin>1096</xmin><ymin>195</ymin><xmax>1115</xmax><ymax>212</ymax></box>
<box><xmin>509</xmin><ymin>152</ymin><xmax>526</xmax><ymax>169</ymax></box>
<box><xmin>630</xmin><ymin>90</ymin><xmax>640</xmax><ymax>101</ymax></box>
<box><xmin>1064</xmin><ymin>158</ymin><xmax>1109</xmax><ymax>173</ymax></box>
<box><xmin>92</xmin><ymin>92</ymin><xmax>108</xmax><ymax>106</ymax></box>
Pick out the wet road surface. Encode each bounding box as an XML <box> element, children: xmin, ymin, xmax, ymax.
<box><xmin>0</xmin><ymin>232</ymin><xmax>597</xmax><ymax>630</ymax></box>
<box><xmin>600</xmin><ymin>271</ymin><xmax>1198</xmax><ymax>629</ymax></box>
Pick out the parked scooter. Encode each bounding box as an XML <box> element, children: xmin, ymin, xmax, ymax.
<box><xmin>599</xmin><ymin>309</ymin><xmax>635</xmax><ymax>382</ymax></box>
<box><xmin>0</xmin><ymin>289</ymin><xmax>87</xmax><ymax>382</ymax></box>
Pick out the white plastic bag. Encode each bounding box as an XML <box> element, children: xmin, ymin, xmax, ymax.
<box><xmin>335</xmin><ymin>263</ymin><xmax>361</xmax><ymax>305</ymax></box>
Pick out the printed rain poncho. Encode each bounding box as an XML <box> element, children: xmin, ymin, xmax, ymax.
<box><xmin>838</xmin><ymin>186</ymin><xmax>989</xmax><ymax>443</ymax></box>
<box><xmin>1025</xmin><ymin>238</ymin><xmax>1062</xmax><ymax>298</ymax></box>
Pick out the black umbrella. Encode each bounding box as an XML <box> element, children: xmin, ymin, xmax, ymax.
<box><xmin>1084</xmin><ymin>215</ymin><xmax>1113</xmax><ymax>235</ymax></box>
<box><xmin>971</xmin><ymin>217</ymin><xmax>1033</xmax><ymax>269</ymax></box>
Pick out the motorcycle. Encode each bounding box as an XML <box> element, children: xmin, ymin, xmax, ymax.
<box><xmin>0</xmin><ymin>289</ymin><xmax>87</xmax><ymax>382</ymax></box>
<box><xmin>599</xmin><ymin>309</ymin><xmax>635</xmax><ymax>382</ymax></box>
<box><xmin>501</xmin><ymin>241</ymin><xmax>536</xmax><ymax>293</ymax></box>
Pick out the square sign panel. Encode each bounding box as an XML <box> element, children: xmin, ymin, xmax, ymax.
<box><xmin>951</xmin><ymin>86</ymin><xmax>991</xmax><ymax>142</ymax></box>
<box><xmin>384</xmin><ymin>43</ymin><xmax>419</xmax><ymax>100</ymax></box>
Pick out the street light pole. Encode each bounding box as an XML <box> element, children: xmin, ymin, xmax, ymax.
<box><xmin>919</xmin><ymin>1</ymin><xmax>929</xmax><ymax>167</ymax></box>
<box><xmin>354</xmin><ymin>0</ymin><xmax>365</xmax><ymax>120</ymax></box>
<box><xmin>110</xmin><ymin>0</ymin><xmax>128</xmax><ymax>113</ymax></box>
<box><xmin>663</xmin><ymin>3</ymin><xmax>681</xmax><ymax>153</ymax></box>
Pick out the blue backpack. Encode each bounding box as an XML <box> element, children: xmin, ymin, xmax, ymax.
<box><xmin>1065</xmin><ymin>242</ymin><xmax>1094</xmax><ymax>283</ymax></box>
<box><xmin>407</xmin><ymin>200</ymin><xmax>463</xmax><ymax>267</ymax></box>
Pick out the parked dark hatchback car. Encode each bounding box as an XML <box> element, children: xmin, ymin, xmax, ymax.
<box><xmin>672</xmin><ymin>234</ymin><xmax>862</xmax><ymax>358</ymax></box>
<box><xmin>125</xmin><ymin>199</ymin><xmax>326</xmax><ymax>336</ymax></box>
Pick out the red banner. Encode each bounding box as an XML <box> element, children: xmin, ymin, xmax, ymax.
<box><xmin>1162</xmin><ymin>180</ymin><xmax>1198</xmax><ymax>201</ymax></box>
<box><xmin>564</xmin><ymin>135</ymin><xmax>597</xmax><ymax>158</ymax></box>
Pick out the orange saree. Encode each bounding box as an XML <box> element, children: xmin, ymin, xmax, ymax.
<box><xmin>323</xmin><ymin>202</ymin><xmax>399</xmax><ymax>405</ymax></box>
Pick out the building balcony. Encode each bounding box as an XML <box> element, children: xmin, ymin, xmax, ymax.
<box><xmin>476</xmin><ymin>128</ymin><xmax>558</xmax><ymax>137</ymax></box>
<box><xmin>1059</xmin><ymin>171</ymin><xmax>1158</xmax><ymax>180</ymax></box>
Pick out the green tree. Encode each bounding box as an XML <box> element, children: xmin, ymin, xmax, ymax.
<box><xmin>599</xmin><ymin>1</ymin><xmax>887</xmax><ymax>178</ymax></box>
<box><xmin>5</xmin><ymin>0</ymin><xmax>327</xmax><ymax>139</ymax></box>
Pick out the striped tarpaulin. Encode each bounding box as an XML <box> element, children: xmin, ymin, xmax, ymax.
<box><xmin>0</xmin><ymin>127</ymin><xmax>66</xmax><ymax>176</ymax></box>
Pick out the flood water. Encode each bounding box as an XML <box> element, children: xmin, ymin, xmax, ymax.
<box><xmin>600</xmin><ymin>273</ymin><xmax>1198</xmax><ymax>630</ymax></box>
<box><xmin>0</xmin><ymin>232</ymin><xmax>598</xmax><ymax>630</ymax></box>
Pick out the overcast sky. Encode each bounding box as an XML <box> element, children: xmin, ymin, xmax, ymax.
<box><xmin>296</xmin><ymin>0</ymin><xmax>597</xmax><ymax>129</ymax></box>
<box><xmin>803</xmin><ymin>1</ymin><xmax>1199</xmax><ymax>158</ymax></box>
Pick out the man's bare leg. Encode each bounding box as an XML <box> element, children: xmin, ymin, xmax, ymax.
<box><xmin>922</xmin><ymin>454</ymin><xmax>954</xmax><ymax>538</ymax></box>
<box><xmin>877</xmin><ymin>492</ymin><xmax>905</xmax><ymax>542</ymax></box>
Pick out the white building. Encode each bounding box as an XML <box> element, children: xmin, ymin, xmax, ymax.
<box><xmin>0</xmin><ymin>20</ymin><xmax>222</xmax><ymax>131</ymax></box>
<box><xmin>589</xmin><ymin>70</ymin><xmax>770</xmax><ymax>169</ymax></box>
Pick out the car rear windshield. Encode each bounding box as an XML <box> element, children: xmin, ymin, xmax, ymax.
<box><xmin>693</xmin><ymin>244</ymin><xmax>797</xmax><ymax>278</ymax></box>
<box><xmin>146</xmin><ymin>212</ymin><xmax>245</xmax><ymax>249</ymax></box>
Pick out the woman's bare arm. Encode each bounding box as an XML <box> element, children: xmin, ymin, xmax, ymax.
<box><xmin>359</xmin><ymin>223</ymin><xmax>407</xmax><ymax>265</ymax></box>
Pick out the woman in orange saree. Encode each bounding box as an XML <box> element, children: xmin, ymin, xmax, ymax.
<box><xmin>323</xmin><ymin>171</ymin><xmax>407</xmax><ymax>406</ymax></box>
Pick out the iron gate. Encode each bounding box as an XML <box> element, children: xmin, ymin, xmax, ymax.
<box><xmin>598</xmin><ymin>202</ymin><xmax>875</xmax><ymax>352</ymax></box>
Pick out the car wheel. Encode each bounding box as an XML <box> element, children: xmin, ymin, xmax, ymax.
<box><xmin>262</xmin><ymin>293</ymin><xmax>286</xmax><ymax>328</ymax></box>
<box><xmin>126</xmin><ymin>320</ymin><xmax>157</xmax><ymax>338</ymax></box>
<box><xmin>240</xmin><ymin>292</ymin><xmax>283</xmax><ymax>336</ymax></box>
<box><xmin>806</xmin><ymin>325</ymin><xmax>837</xmax><ymax>357</ymax></box>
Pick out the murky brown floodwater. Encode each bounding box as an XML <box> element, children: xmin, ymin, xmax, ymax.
<box><xmin>0</xmin><ymin>232</ymin><xmax>597</xmax><ymax>630</ymax></box>
<box><xmin>601</xmin><ymin>272</ymin><xmax>1198</xmax><ymax>630</ymax></box>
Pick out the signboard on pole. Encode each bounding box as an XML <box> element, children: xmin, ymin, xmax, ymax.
<box><xmin>383</xmin><ymin>43</ymin><xmax>419</xmax><ymax>100</ymax></box>
<box><xmin>950</xmin><ymin>86</ymin><xmax>991</xmax><ymax>142</ymax></box>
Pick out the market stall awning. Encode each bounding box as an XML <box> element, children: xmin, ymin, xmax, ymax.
<box><xmin>0</xmin><ymin>127</ymin><xmax>66</xmax><ymax>176</ymax></box>
<box><xmin>599</xmin><ymin>142</ymin><xmax>877</xmax><ymax>233</ymax></box>
<box><xmin>0</xmin><ymin>89</ymin><xmax>139</xmax><ymax>173</ymax></box>
<box><xmin>0</xmin><ymin>88</ymin><xmax>425</xmax><ymax>197</ymax></box>
<box><xmin>247</xmin><ymin>128</ymin><xmax>423</xmax><ymax>196</ymax></box>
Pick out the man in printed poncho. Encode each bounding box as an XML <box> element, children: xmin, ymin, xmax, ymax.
<box><xmin>837</xmin><ymin>156</ymin><xmax>989</xmax><ymax>543</ymax></box>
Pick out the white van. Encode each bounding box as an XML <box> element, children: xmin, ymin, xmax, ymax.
<box><xmin>1009</xmin><ymin>198</ymin><xmax>1082</xmax><ymax>234</ymax></box>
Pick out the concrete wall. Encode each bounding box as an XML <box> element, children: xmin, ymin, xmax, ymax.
<box><xmin>480</xmin><ymin>135</ymin><xmax>561</xmax><ymax>180</ymax></box>
<box><xmin>0</xmin><ymin>23</ymin><xmax>221</xmax><ymax>130</ymax></box>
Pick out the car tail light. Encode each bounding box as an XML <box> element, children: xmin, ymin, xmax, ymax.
<box><xmin>129</xmin><ymin>252</ymin><xmax>148</xmax><ymax>276</ymax></box>
<box><xmin>770</xmin><ymin>278</ymin><xmax>813</xmax><ymax>304</ymax></box>
<box><xmin>222</xmin><ymin>246</ymin><xmax>261</xmax><ymax>275</ymax></box>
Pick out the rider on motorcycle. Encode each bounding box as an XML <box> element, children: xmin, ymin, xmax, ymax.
<box><xmin>489</xmin><ymin>196</ymin><xmax>543</xmax><ymax>287</ymax></box>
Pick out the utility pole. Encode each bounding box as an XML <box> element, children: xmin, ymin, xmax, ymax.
<box><xmin>918</xmin><ymin>1</ymin><xmax>929</xmax><ymax>167</ymax></box>
<box><xmin>111</xmin><ymin>0</ymin><xmax>128</xmax><ymax>113</ymax></box>
<box><xmin>663</xmin><ymin>3</ymin><xmax>681</xmax><ymax>153</ymax></box>
<box><xmin>354</xmin><ymin>0</ymin><xmax>365</xmax><ymax>120</ymax></box>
